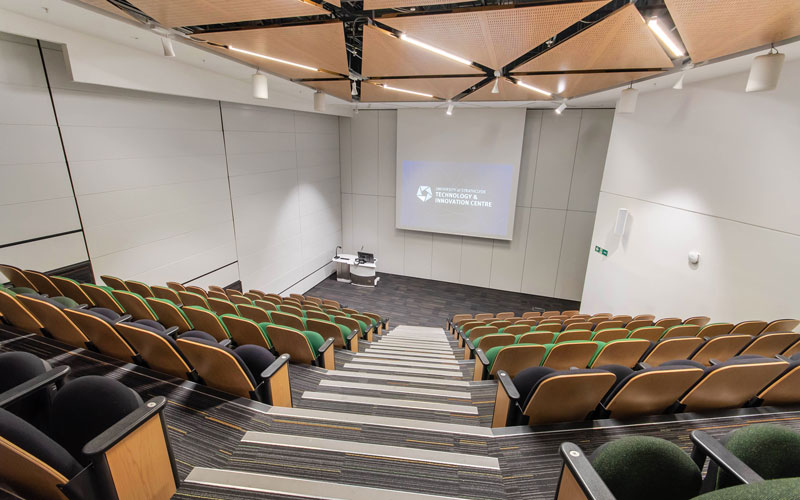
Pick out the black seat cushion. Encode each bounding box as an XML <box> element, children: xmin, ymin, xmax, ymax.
<box><xmin>235</xmin><ymin>345</ymin><xmax>277</xmax><ymax>383</ymax></box>
<box><xmin>134</xmin><ymin>319</ymin><xmax>165</xmax><ymax>331</ymax></box>
<box><xmin>590</xmin><ymin>435</ymin><xmax>701</xmax><ymax>500</ymax></box>
<box><xmin>662</xmin><ymin>359</ymin><xmax>706</xmax><ymax>370</ymax></box>
<box><xmin>512</xmin><ymin>367</ymin><xmax>555</xmax><ymax>406</ymax></box>
<box><xmin>83</xmin><ymin>307</ymin><xmax>120</xmax><ymax>322</ymax></box>
<box><xmin>0</xmin><ymin>352</ymin><xmax>53</xmax><ymax>428</ymax></box>
<box><xmin>178</xmin><ymin>330</ymin><xmax>217</xmax><ymax>342</ymax></box>
<box><xmin>0</xmin><ymin>407</ymin><xmax>82</xmax><ymax>479</ymax></box>
<box><xmin>594</xmin><ymin>364</ymin><xmax>633</xmax><ymax>386</ymax></box>
<box><xmin>50</xmin><ymin>376</ymin><xmax>142</xmax><ymax>464</ymax></box>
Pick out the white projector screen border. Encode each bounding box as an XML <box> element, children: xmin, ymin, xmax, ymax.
<box><xmin>395</xmin><ymin>108</ymin><xmax>526</xmax><ymax>241</ymax></box>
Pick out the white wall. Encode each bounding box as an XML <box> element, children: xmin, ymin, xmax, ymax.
<box><xmin>581</xmin><ymin>58</ymin><xmax>800</xmax><ymax>322</ymax></box>
<box><xmin>340</xmin><ymin>108</ymin><xmax>613</xmax><ymax>301</ymax></box>
<box><xmin>221</xmin><ymin>103</ymin><xmax>341</xmax><ymax>295</ymax></box>
<box><xmin>0</xmin><ymin>33</ymin><xmax>88</xmax><ymax>271</ymax></box>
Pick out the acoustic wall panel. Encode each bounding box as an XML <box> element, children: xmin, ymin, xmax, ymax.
<box><xmin>431</xmin><ymin>234</ymin><xmax>463</xmax><ymax>283</ymax></box>
<box><xmin>377</xmin><ymin>195</ymin><xmax>405</xmax><ymax>275</ymax></box>
<box><xmin>568</xmin><ymin>109</ymin><xmax>615</xmax><ymax>212</ymax></box>
<box><xmin>555</xmin><ymin>210</ymin><xmax>595</xmax><ymax>300</ymax></box>
<box><xmin>531</xmin><ymin>109</ymin><xmax>582</xmax><ymax>210</ymax></box>
<box><xmin>520</xmin><ymin>208</ymin><xmax>567</xmax><ymax>297</ymax></box>
<box><xmin>490</xmin><ymin>206</ymin><xmax>531</xmax><ymax>292</ymax></box>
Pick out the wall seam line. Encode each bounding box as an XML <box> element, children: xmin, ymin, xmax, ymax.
<box><xmin>217</xmin><ymin>101</ymin><xmax>243</xmax><ymax>286</ymax></box>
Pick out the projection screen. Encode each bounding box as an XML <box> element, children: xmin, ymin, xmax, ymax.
<box><xmin>395</xmin><ymin>108</ymin><xmax>526</xmax><ymax>240</ymax></box>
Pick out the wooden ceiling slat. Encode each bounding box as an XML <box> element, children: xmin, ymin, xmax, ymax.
<box><xmin>665</xmin><ymin>0</ymin><xmax>800</xmax><ymax>63</ymax></box>
<box><xmin>364</xmin><ymin>0</ymin><xmax>456</xmax><ymax>9</ymax></box>
<box><xmin>305</xmin><ymin>80</ymin><xmax>352</xmax><ymax>102</ymax></box>
<box><xmin>464</xmin><ymin>71</ymin><xmax>661</xmax><ymax>101</ymax></box>
<box><xmin>199</xmin><ymin>24</ymin><xmax>349</xmax><ymax>80</ymax></box>
<box><xmin>381</xmin><ymin>2</ymin><xmax>609</xmax><ymax>70</ymax></box>
<box><xmin>515</xmin><ymin>4</ymin><xmax>673</xmax><ymax>73</ymax></box>
<box><xmin>361</xmin><ymin>77</ymin><xmax>484</xmax><ymax>101</ymax></box>
<box><xmin>127</xmin><ymin>0</ymin><xmax>329</xmax><ymax>28</ymax></box>
<box><xmin>76</xmin><ymin>0</ymin><xmax>138</xmax><ymax>21</ymax></box>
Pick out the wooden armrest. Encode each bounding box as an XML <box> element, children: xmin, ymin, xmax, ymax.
<box><xmin>473</xmin><ymin>348</ymin><xmax>490</xmax><ymax>381</ymax></box>
<box><xmin>0</xmin><ymin>365</ymin><xmax>70</xmax><ymax>408</ymax></box>
<box><xmin>319</xmin><ymin>337</ymin><xmax>335</xmax><ymax>370</ymax></box>
<box><xmin>491</xmin><ymin>370</ymin><xmax>520</xmax><ymax>428</ymax></box>
<box><xmin>556</xmin><ymin>442</ymin><xmax>616</xmax><ymax>500</ymax></box>
<box><xmin>347</xmin><ymin>329</ymin><xmax>359</xmax><ymax>353</ymax></box>
<box><xmin>259</xmin><ymin>354</ymin><xmax>292</xmax><ymax>407</ymax></box>
<box><xmin>690</xmin><ymin>431</ymin><xmax>764</xmax><ymax>486</ymax></box>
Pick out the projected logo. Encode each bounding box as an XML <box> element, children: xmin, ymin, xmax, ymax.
<box><xmin>416</xmin><ymin>186</ymin><xmax>433</xmax><ymax>202</ymax></box>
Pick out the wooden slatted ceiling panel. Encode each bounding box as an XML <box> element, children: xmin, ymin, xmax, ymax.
<box><xmin>364</xmin><ymin>0</ymin><xmax>456</xmax><ymax>9</ymax></box>
<box><xmin>76</xmin><ymin>0</ymin><xmax>138</xmax><ymax>21</ymax></box>
<box><xmin>304</xmin><ymin>80</ymin><xmax>352</xmax><ymax>102</ymax></box>
<box><xmin>361</xmin><ymin>24</ymin><xmax>483</xmax><ymax>76</ymax></box>
<box><xmin>463</xmin><ymin>71</ymin><xmax>661</xmax><ymax>101</ymax></box>
<box><xmin>128</xmin><ymin>0</ymin><xmax>329</xmax><ymax>27</ymax></box>
<box><xmin>360</xmin><ymin>77</ymin><xmax>484</xmax><ymax>101</ymax></box>
<box><xmin>198</xmin><ymin>24</ymin><xmax>349</xmax><ymax>80</ymax></box>
<box><xmin>516</xmin><ymin>4</ymin><xmax>673</xmax><ymax>72</ymax></box>
<box><xmin>382</xmin><ymin>2</ymin><xmax>609</xmax><ymax>70</ymax></box>
<box><xmin>665</xmin><ymin>0</ymin><xmax>800</xmax><ymax>63</ymax></box>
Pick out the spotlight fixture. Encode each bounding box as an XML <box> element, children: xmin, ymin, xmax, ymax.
<box><xmin>746</xmin><ymin>46</ymin><xmax>785</xmax><ymax>92</ymax></box>
<box><xmin>399</xmin><ymin>33</ymin><xmax>472</xmax><ymax>66</ymax></box>
<box><xmin>252</xmin><ymin>71</ymin><xmax>268</xmax><ymax>99</ymax></box>
<box><xmin>381</xmin><ymin>84</ymin><xmax>433</xmax><ymax>98</ymax></box>
<box><xmin>673</xmin><ymin>72</ymin><xmax>685</xmax><ymax>90</ymax></box>
<box><xmin>555</xmin><ymin>101</ymin><xmax>567</xmax><ymax>114</ymax></box>
<box><xmin>491</xmin><ymin>78</ymin><xmax>500</xmax><ymax>94</ymax></box>
<box><xmin>161</xmin><ymin>37</ymin><xmax>175</xmax><ymax>57</ymax></box>
<box><xmin>617</xmin><ymin>85</ymin><xmax>639</xmax><ymax>114</ymax></box>
<box><xmin>313</xmin><ymin>91</ymin><xmax>327</xmax><ymax>112</ymax></box>
<box><xmin>351</xmin><ymin>81</ymin><xmax>358</xmax><ymax>96</ymax></box>
<box><xmin>515</xmin><ymin>80</ymin><xmax>552</xmax><ymax>97</ymax></box>
<box><xmin>229</xmin><ymin>46</ymin><xmax>318</xmax><ymax>72</ymax></box>
<box><xmin>446</xmin><ymin>103</ymin><xmax>454</xmax><ymax>116</ymax></box>
<box><xmin>647</xmin><ymin>18</ymin><xmax>685</xmax><ymax>58</ymax></box>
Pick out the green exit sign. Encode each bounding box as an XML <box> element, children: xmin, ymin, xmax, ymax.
<box><xmin>594</xmin><ymin>246</ymin><xmax>608</xmax><ymax>256</ymax></box>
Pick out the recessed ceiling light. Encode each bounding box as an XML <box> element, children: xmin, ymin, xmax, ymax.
<box><xmin>399</xmin><ymin>33</ymin><xmax>472</xmax><ymax>66</ymax></box>
<box><xmin>647</xmin><ymin>18</ymin><xmax>685</xmax><ymax>58</ymax></box>
<box><xmin>515</xmin><ymin>80</ymin><xmax>552</xmax><ymax>97</ymax></box>
<box><xmin>381</xmin><ymin>84</ymin><xmax>433</xmax><ymax>98</ymax></box>
<box><xmin>229</xmin><ymin>46</ymin><xmax>318</xmax><ymax>72</ymax></box>
<box><xmin>446</xmin><ymin>103</ymin><xmax>454</xmax><ymax>115</ymax></box>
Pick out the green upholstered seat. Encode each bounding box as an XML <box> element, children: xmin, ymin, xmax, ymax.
<box><xmin>591</xmin><ymin>436</ymin><xmax>702</xmax><ymax>500</ymax></box>
<box><xmin>717</xmin><ymin>424</ymin><xmax>800</xmax><ymax>489</ymax></box>
<box><xmin>693</xmin><ymin>478</ymin><xmax>800</xmax><ymax>500</ymax></box>
<box><xmin>485</xmin><ymin>343</ymin><xmax>555</xmax><ymax>372</ymax></box>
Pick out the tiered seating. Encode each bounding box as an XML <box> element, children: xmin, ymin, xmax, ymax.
<box><xmin>0</xmin><ymin>351</ymin><xmax>180</xmax><ymax>499</ymax></box>
<box><xmin>555</xmin><ymin>424</ymin><xmax>800</xmax><ymax>499</ymax></box>
<box><xmin>491</xmin><ymin>354</ymin><xmax>800</xmax><ymax>428</ymax></box>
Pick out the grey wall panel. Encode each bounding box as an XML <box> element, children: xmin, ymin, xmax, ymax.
<box><xmin>531</xmin><ymin>110</ymin><xmax>582</xmax><ymax>210</ymax></box>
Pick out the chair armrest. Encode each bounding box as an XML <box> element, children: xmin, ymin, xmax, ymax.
<box><xmin>708</xmin><ymin>359</ymin><xmax>721</xmax><ymax>366</ymax></box>
<box><xmin>476</xmin><ymin>348</ymin><xmax>489</xmax><ymax>369</ymax></box>
<box><xmin>690</xmin><ymin>430</ymin><xmax>764</xmax><ymax>485</ymax></box>
<box><xmin>347</xmin><ymin>329</ymin><xmax>359</xmax><ymax>342</ymax></box>
<box><xmin>83</xmin><ymin>396</ymin><xmax>168</xmax><ymax>456</ymax></box>
<box><xmin>464</xmin><ymin>338</ymin><xmax>476</xmax><ymax>360</ymax></box>
<box><xmin>77</xmin><ymin>303</ymin><xmax>89</xmax><ymax>310</ymax></box>
<box><xmin>491</xmin><ymin>370</ymin><xmax>520</xmax><ymax>428</ymax></box>
<box><xmin>473</xmin><ymin>348</ymin><xmax>490</xmax><ymax>381</ymax></box>
<box><xmin>259</xmin><ymin>354</ymin><xmax>292</xmax><ymax>407</ymax></box>
<box><xmin>556</xmin><ymin>442</ymin><xmax>616</xmax><ymax>500</ymax></box>
<box><xmin>319</xmin><ymin>337</ymin><xmax>335</xmax><ymax>370</ymax></box>
<box><xmin>0</xmin><ymin>365</ymin><xmax>70</xmax><ymax>408</ymax></box>
<box><xmin>164</xmin><ymin>325</ymin><xmax>179</xmax><ymax>339</ymax></box>
<box><xmin>219</xmin><ymin>339</ymin><xmax>233</xmax><ymax>348</ymax></box>
<box><xmin>111</xmin><ymin>314</ymin><xmax>133</xmax><ymax>325</ymax></box>
<box><xmin>635</xmin><ymin>362</ymin><xmax>652</xmax><ymax>370</ymax></box>
<box><xmin>776</xmin><ymin>354</ymin><xmax>791</xmax><ymax>362</ymax></box>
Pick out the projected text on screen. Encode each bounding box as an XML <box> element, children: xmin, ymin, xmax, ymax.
<box><xmin>398</xmin><ymin>160</ymin><xmax>514</xmax><ymax>239</ymax></box>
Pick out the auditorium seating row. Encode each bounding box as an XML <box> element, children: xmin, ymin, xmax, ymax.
<box><xmin>490</xmin><ymin>354</ymin><xmax>800</xmax><ymax>428</ymax></box>
<box><xmin>0</xmin><ymin>351</ymin><xmax>180</xmax><ymax>499</ymax></box>
<box><xmin>554</xmin><ymin>423</ymin><xmax>800</xmax><ymax>499</ymax></box>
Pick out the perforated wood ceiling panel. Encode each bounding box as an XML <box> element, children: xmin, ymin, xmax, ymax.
<box><xmin>516</xmin><ymin>4</ymin><xmax>673</xmax><ymax>72</ymax></box>
<box><xmin>361</xmin><ymin>77</ymin><xmax>484</xmax><ymax>101</ymax></box>
<box><xmin>382</xmin><ymin>2</ymin><xmax>608</xmax><ymax>69</ymax></box>
<box><xmin>76</xmin><ymin>0</ymin><xmax>138</xmax><ymax>21</ymax></box>
<box><xmin>364</xmin><ymin>0</ymin><xmax>455</xmax><ymax>9</ymax></box>
<box><xmin>665</xmin><ymin>0</ymin><xmax>800</xmax><ymax>63</ymax></box>
<box><xmin>361</xmin><ymin>24</ymin><xmax>483</xmax><ymax>76</ymax></box>
<box><xmin>199</xmin><ymin>24</ymin><xmax>348</xmax><ymax>80</ymax></box>
<box><xmin>464</xmin><ymin>71</ymin><xmax>661</xmax><ymax>101</ymax></box>
<box><xmin>304</xmin><ymin>80</ymin><xmax>352</xmax><ymax>102</ymax></box>
<box><xmin>128</xmin><ymin>0</ymin><xmax>329</xmax><ymax>27</ymax></box>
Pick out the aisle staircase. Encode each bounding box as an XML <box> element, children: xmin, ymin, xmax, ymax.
<box><xmin>177</xmin><ymin>325</ymin><xmax>507</xmax><ymax>499</ymax></box>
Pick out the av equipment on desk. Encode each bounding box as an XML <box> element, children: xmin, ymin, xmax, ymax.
<box><xmin>332</xmin><ymin>251</ymin><xmax>379</xmax><ymax>287</ymax></box>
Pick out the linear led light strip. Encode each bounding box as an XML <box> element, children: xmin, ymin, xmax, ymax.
<box><xmin>647</xmin><ymin>18</ymin><xmax>685</xmax><ymax>58</ymax></box>
<box><xmin>516</xmin><ymin>80</ymin><xmax>552</xmax><ymax>97</ymax></box>
<box><xmin>381</xmin><ymin>84</ymin><xmax>433</xmax><ymax>98</ymax></box>
<box><xmin>398</xmin><ymin>33</ymin><xmax>473</xmax><ymax>66</ymax></box>
<box><xmin>229</xmin><ymin>46</ymin><xmax>319</xmax><ymax>72</ymax></box>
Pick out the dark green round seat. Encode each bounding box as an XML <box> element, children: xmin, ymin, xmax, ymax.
<box><xmin>693</xmin><ymin>477</ymin><xmax>800</xmax><ymax>500</ymax></box>
<box><xmin>591</xmin><ymin>436</ymin><xmax>702</xmax><ymax>500</ymax></box>
<box><xmin>718</xmin><ymin>424</ymin><xmax>800</xmax><ymax>489</ymax></box>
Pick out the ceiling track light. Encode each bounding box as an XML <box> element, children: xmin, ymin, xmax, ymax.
<box><xmin>313</xmin><ymin>91</ymin><xmax>327</xmax><ymax>112</ymax></box>
<box><xmin>161</xmin><ymin>37</ymin><xmax>175</xmax><ymax>57</ymax></box>
<box><xmin>746</xmin><ymin>45</ymin><xmax>785</xmax><ymax>92</ymax></box>
<box><xmin>491</xmin><ymin>78</ymin><xmax>500</xmax><ymax>94</ymax></box>
<box><xmin>252</xmin><ymin>71</ymin><xmax>268</xmax><ymax>99</ymax></box>
<box><xmin>617</xmin><ymin>84</ymin><xmax>639</xmax><ymax>114</ymax></box>
<box><xmin>515</xmin><ymin>80</ymin><xmax>552</xmax><ymax>97</ymax></box>
<box><xmin>351</xmin><ymin>81</ymin><xmax>358</xmax><ymax>96</ymax></box>
<box><xmin>381</xmin><ymin>84</ymin><xmax>433</xmax><ymax>98</ymax></box>
<box><xmin>229</xmin><ymin>46</ymin><xmax>318</xmax><ymax>72</ymax></box>
<box><xmin>555</xmin><ymin>101</ymin><xmax>567</xmax><ymax>114</ymax></box>
<box><xmin>446</xmin><ymin>103</ymin><xmax>454</xmax><ymax>116</ymax></box>
<box><xmin>647</xmin><ymin>18</ymin><xmax>685</xmax><ymax>58</ymax></box>
<box><xmin>398</xmin><ymin>33</ymin><xmax>473</xmax><ymax>66</ymax></box>
<box><xmin>673</xmin><ymin>72</ymin><xmax>685</xmax><ymax>90</ymax></box>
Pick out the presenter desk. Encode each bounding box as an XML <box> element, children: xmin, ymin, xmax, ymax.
<box><xmin>332</xmin><ymin>254</ymin><xmax>379</xmax><ymax>287</ymax></box>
